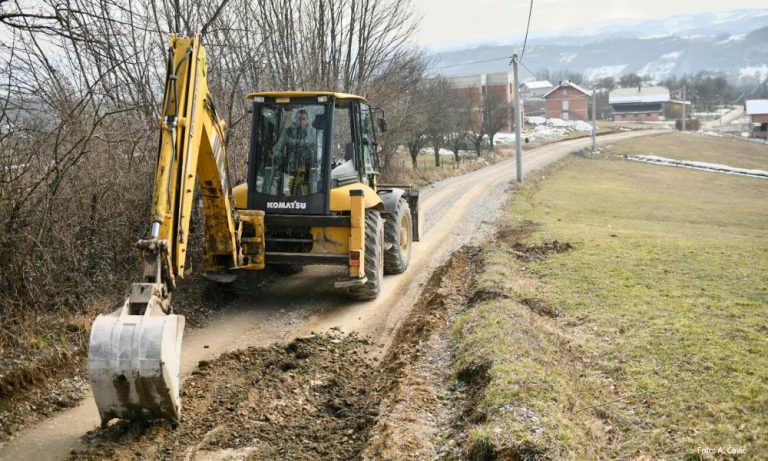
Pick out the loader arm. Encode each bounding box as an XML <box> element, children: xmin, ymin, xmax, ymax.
<box><xmin>88</xmin><ymin>35</ymin><xmax>240</xmax><ymax>426</ymax></box>
<box><xmin>149</xmin><ymin>34</ymin><xmax>238</xmax><ymax>288</ymax></box>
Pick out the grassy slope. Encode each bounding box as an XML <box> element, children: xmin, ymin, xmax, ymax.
<box><xmin>604</xmin><ymin>131</ymin><xmax>768</xmax><ymax>170</ymax></box>
<box><xmin>454</xmin><ymin>135</ymin><xmax>768</xmax><ymax>460</ymax></box>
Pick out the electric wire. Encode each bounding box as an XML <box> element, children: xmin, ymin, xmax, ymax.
<box><xmin>434</xmin><ymin>55</ymin><xmax>512</xmax><ymax>70</ymax></box>
<box><xmin>436</xmin><ymin>0</ymin><xmax>535</xmax><ymax>71</ymax></box>
<box><xmin>520</xmin><ymin>0</ymin><xmax>534</xmax><ymax>61</ymax></box>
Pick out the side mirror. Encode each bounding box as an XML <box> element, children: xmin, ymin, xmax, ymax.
<box><xmin>378</xmin><ymin>117</ymin><xmax>388</xmax><ymax>133</ymax></box>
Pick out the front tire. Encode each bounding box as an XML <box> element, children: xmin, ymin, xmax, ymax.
<box><xmin>384</xmin><ymin>198</ymin><xmax>412</xmax><ymax>274</ymax></box>
<box><xmin>348</xmin><ymin>209</ymin><xmax>384</xmax><ymax>301</ymax></box>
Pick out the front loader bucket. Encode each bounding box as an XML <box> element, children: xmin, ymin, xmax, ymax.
<box><xmin>88</xmin><ymin>301</ymin><xmax>185</xmax><ymax>426</ymax></box>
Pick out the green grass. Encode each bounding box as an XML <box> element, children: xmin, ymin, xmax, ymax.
<box><xmin>604</xmin><ymin>131</ymin><xmax>768</xmax><ymax>170</ymax></box>
<box><xmin>454</xmin><ymin>136</ymin><xmax>768</xmax><ymax>459</ymax></box>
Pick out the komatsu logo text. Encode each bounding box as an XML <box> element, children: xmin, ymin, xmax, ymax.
<box><xmin>266</xmin><ymin>201</ymin><xmax>307</xmax><ymax>210</ymax></box>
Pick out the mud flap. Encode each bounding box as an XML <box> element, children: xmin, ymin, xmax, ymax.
<box><xmin>88</xmin><ymin>300</ymin><xmax>185</xmax><ymax>426</ymax></box>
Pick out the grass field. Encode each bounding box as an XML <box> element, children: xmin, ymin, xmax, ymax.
<box><xmin>454</xmin><ymin>133</ymin><xmax>768</xmax><ymax>459</ymax></box>
<box><xmin>603</xmin><ymin>131</ymin><xmax>768</xmax><ymax>170</ymax></box>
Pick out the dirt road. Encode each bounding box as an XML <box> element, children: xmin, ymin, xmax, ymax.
<box><xmin>702</xmin><ymin>106</ymin><xmax>745</xmax><ymax>131</ymax></box>
<box><xmin>0</xmin><ymin>130</ymin><xmax>658</xmax><ymax>461</ymax></box>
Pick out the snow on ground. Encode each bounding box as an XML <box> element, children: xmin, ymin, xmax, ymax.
<box><xmin>739</xmin><ymin>65</ymin><xmax>768</xmax><ymax>83</ymax></box>
<box><xmin>717</xmin><ymin>34</ymin><xmax>746</xmax><ymax>45</ymax></box>
<box><xmin>420</xmin><ymin>147</ymin><xmax>457</xmax><ymax>156</ymax></box>
<box><xmin>537</xmin><ymin>118</ymin><xmax>593</xmax><ymax>132</ymax></box>
<box><xmin>627</xmin><ymin>154</ymin><xmax>768</xmax><ymax>179</ymax></box>
<box><xmin>585</xmin><ymin>64</ymin><xmax>627</xmax><ymax>81</ymax></box>
<box><xmin>639</xmin><ymin>57</ymin><xmax>678</xmax><ymax>81</ymax></box>
<box><xmin>494</xmin><ymin>133</ymin><xmax>516</xmax><ymax>145</ymax></box>
<box><xmin>521</xmin><ymin>117</ymin><xmax>594</xmax><ymax>141</ymax></box>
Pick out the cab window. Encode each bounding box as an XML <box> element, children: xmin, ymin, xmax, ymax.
<box><xmin>359</xmin><ymin>103</ymin><xmax>377</xmax><ymax>174</ymax></box>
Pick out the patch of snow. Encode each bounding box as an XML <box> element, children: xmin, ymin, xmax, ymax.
<box><xmin>494</xmin><ymin>133</ymin><xmax>517</xmax><ymax>145</ymax></box>
<box><xmin>519</xmin><ymin>117</ymin><xmax>595</xmax><ymax>142</ymax></box>
<box><xmin>639</xmin><ymin>52</ymin><xmax>682</xmax><ymax>80</ymax></box>
<box><xmin>572</xmin><ymin>121</ymin><xmax>593</xmax><ymax>132</ymax></box>
<box><xmin>558</xmin><ymin>52</ymin><xmax>578</xmax><ymax>63</ymax></box>
<box><xmin>739</xmin><ymin>65</ymin><xmax>768</xmax><ymax>83</ymax></box>
<box><xmin>585</xmin><ymin>65</ymin><xmax>627</xmax><ymax>81</ymax></box>
<box><xmin>626</xmin><ymin>155</ymin><xmax>768</xmax><ymax>179</ymax></box>
<box><xmin>420</xmin><ymin>147</ymin><xmax>458</xmax><ymax>156</ymax></box>
<box><xmin>638</xmin><ymin>61</ymin><xmax>678</xmax><ymax>81</ymax></box>
<box><xmin>717</xmin><ymin>34</ymin><xmax>746</xmax><ymax>45</ymax></box>
<box><xmin>548</xmin><ymin>118</ymin><xmax>570</xmax><ymax>127</ymax></box>
<box><xmin>639</xmin><ymin>34</ymin><xmax>673</xmax><ymax>40</ymax></box>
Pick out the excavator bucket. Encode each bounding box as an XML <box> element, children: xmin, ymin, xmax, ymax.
<box><xmin>88</xmin><ymin>301</ymin><xmax>185</xmax><ymax>426</ymax></box>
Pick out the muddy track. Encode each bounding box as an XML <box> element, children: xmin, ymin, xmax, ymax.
<box><xmin>68</xmin><ymin>248</ymin><xmax>477</xmax><ymax>461</ymax></box>
<box><xmin>0</xmin><ymin>130</ymin><xmax>658</xmax><ymax>461</ymax></box>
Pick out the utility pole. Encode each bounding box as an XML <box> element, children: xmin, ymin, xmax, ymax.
<box><xmin>591</xmin><ymin>88</ymin><xmax>597</xmax><ymax>153</ymax></box>
<box><xmin>682</xmin><ymin>85</ymin><xmax>686</xmax><ymax>131</ymax></box>
<box><xmin>512</xmin><ymin>54</ymin><xmax>523</xmax><ymax>183</ymax></box>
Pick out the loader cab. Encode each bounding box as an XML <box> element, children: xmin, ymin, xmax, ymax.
<box><xmin>245</xmin><ymin>92</ymin><xmax>380</xmax><ymax>215</ymax></box>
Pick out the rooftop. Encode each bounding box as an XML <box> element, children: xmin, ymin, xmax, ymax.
<box><xmin>521</xmin><ymin>80</ymin><xmax>553</xmax><ymax>90</ymax></box>
<box><xmin>609</xmin><ymin>86</ymin><xmax>670</xmax><ymax>104</ymax></box>
<box><xmin>745</xmin><ymin>99</ymin><xmax>768</xmax><ymax>115</ymax></box>
<box><xmin>542</xmin><ymin>80</ymin><xmax>592</xmax><ymax>98</ymax></box>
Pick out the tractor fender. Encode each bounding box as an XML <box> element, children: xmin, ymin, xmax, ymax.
<box><xmin>377</xmin><ymin>187</ymin><xmax>406</xmax><ymax>215</ymax></box>
<box><xmin>377</xmin><ymin>187</ymin><xmax>421</xmax><ymax>242</ymax></box>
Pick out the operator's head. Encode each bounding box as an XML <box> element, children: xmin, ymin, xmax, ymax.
<box><xmin>295</xmin><ymin>110</ymin><xmax>309</xmax><ymax>127</ymax></box>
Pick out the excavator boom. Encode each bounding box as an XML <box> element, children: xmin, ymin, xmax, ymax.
<box><xmin>88</xmin><ymin>35</ymin><xmax>237</xmax><ymax>425</ymax></box>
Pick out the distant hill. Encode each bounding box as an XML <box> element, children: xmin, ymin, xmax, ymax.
<box><xmin>433</xmin><ymin>9</ymin><xmax>768</xmax><ymax>83</ymax></box>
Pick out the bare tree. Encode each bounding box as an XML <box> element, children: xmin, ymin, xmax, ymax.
<box><xmin>366</xmin><ymin>50</ymin><xmax>429</xmax><ymax>174</ymax></box>
<box><xmin>437</xmin><ymin>82</ymin><xmax>471</xmax><ymax>166</ymax></box>
<box><xmin>423</xmin><ymin>77</ymin><xmax>452</xmax><ymax>167</ymax></box>
<box><xmin>457</xmin><ymin>87</ymin><xmax>485</xmax><ymax>158</ymax></box>
<box><xmin>0</xmin><ymin>0</ymin><xmax>426</xmax><ymax>325</ymax></box>
<box><xmin>482</xmin><ymin>89</ymin><xmax>509</xmax><ymax>152</ymax></box>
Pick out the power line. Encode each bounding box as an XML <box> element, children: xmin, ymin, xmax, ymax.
<box><xmin>520</xmin><ymin>0</ymin><xmax>534</xmax><ymax>61</ymax></box>
<box><xmin>434</xmin><ymin>55</ymin><xmax>512</xmax><ymax>70</ymax></box>
<box><xmin>519</xmin><ymin>60</ymin><xmax>539</xmax><ymax>80</ymax></box>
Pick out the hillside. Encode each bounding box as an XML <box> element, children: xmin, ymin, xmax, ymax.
<box><xmin>434</xmin><ymin>9</ymin><xmax>768</xmax><ymax>83</ymax></box>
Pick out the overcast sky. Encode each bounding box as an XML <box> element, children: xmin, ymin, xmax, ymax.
<box><xmin>414</xmin><ymin>1</ymin><xmax>768</xmax><ymax>49</ymax></box>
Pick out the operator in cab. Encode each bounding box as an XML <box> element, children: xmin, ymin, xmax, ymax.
<box><xmin>273</xmin><ymin>109</ymin><xmax>317</xmax><ymax>170</ymax></box>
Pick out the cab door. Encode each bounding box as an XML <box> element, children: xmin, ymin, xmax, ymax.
<box><xmin>356</xmin><ymin>102</ymin><xmax>379</xmax><ymax>181</ymax></box>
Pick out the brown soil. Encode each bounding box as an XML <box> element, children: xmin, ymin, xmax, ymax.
<box><xmin>362</xmin><ymin>247</ymin><xmax>478</xmax><ymax>461</ymax></box>
<box><xmin>495</xmin><ymin>219</ymin><xmax>539</xmax><ymax>245</ymax></box>
<box><xmin>66</xmin><ymin>248</ymin><xmax>480</xmax><ymax>461</ymax></box>
<box><xmin>521</xmin><ymin>297</ymin><xmax>561</xmax><ymax>319</ymax></box>
<box><xmin>0</xmin><ymin>314</ymin><xmax>91</xmax><ymax>443</ymax></box>
<box><xmin>70</xmin><ymin>333</ymin><xmax>377</xmax><ymax>461</ymax></box>
<box><xmin>0</xmin><ymin>363</ymin><xmax>89</xmax><ymax>441</ymax></box>
<box><xmin>0</xmin><ymin>273</ymin><xmax>247</xmax><ymax>443</ymax></box>
<box><xmin>507</xmin><ymin>240</ymin><xmax>573</xmax><ymax>262</ymax></box>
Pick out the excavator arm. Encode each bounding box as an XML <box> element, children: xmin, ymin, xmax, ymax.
<box><xmin>87</xmin><ymin>35</ymin><xmax>242</xmax><ymax>426</ymax></box>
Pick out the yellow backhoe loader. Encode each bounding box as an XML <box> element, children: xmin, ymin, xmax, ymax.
<box><xmin>88</xmin><ymin>35</ymin><xmax>420</xmax><ymax>426</ymax></box>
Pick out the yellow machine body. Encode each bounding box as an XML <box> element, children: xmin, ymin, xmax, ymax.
<box><xmin>89</xmin><ymin>35</ymin><xmax>417</xmax><ymax>426</ymax></box>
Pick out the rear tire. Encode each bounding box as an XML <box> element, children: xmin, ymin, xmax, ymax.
<box><xmin>348</xmin><ymin>209</ymin><xmax>384</xmax><ymax>301</ymax></box>
<box><xmin>384</xmin><ymin>198</ymin><xmax>412</xmax><ymax>275</ymax></box>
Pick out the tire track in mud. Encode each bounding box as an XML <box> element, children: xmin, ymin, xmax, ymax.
<box><xmin>67</xmin><ymin>248</ymin><xmax>479</xmax><ymax>461</ymax></box>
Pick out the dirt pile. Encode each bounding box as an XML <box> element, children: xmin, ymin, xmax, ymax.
<box><xmin>67</xmin><ymin>248</ymin><xmax>482</xmax><ymax>461</ymax></box>
<box><xmin>70</xmin><ymin>333</ymin><xmax>378</xmax><ymax>461</ymax></box>
<box><xmin>507</xmin><ymin>240</ymin><xmax>572</xmax><ymax>262</ymax></box>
